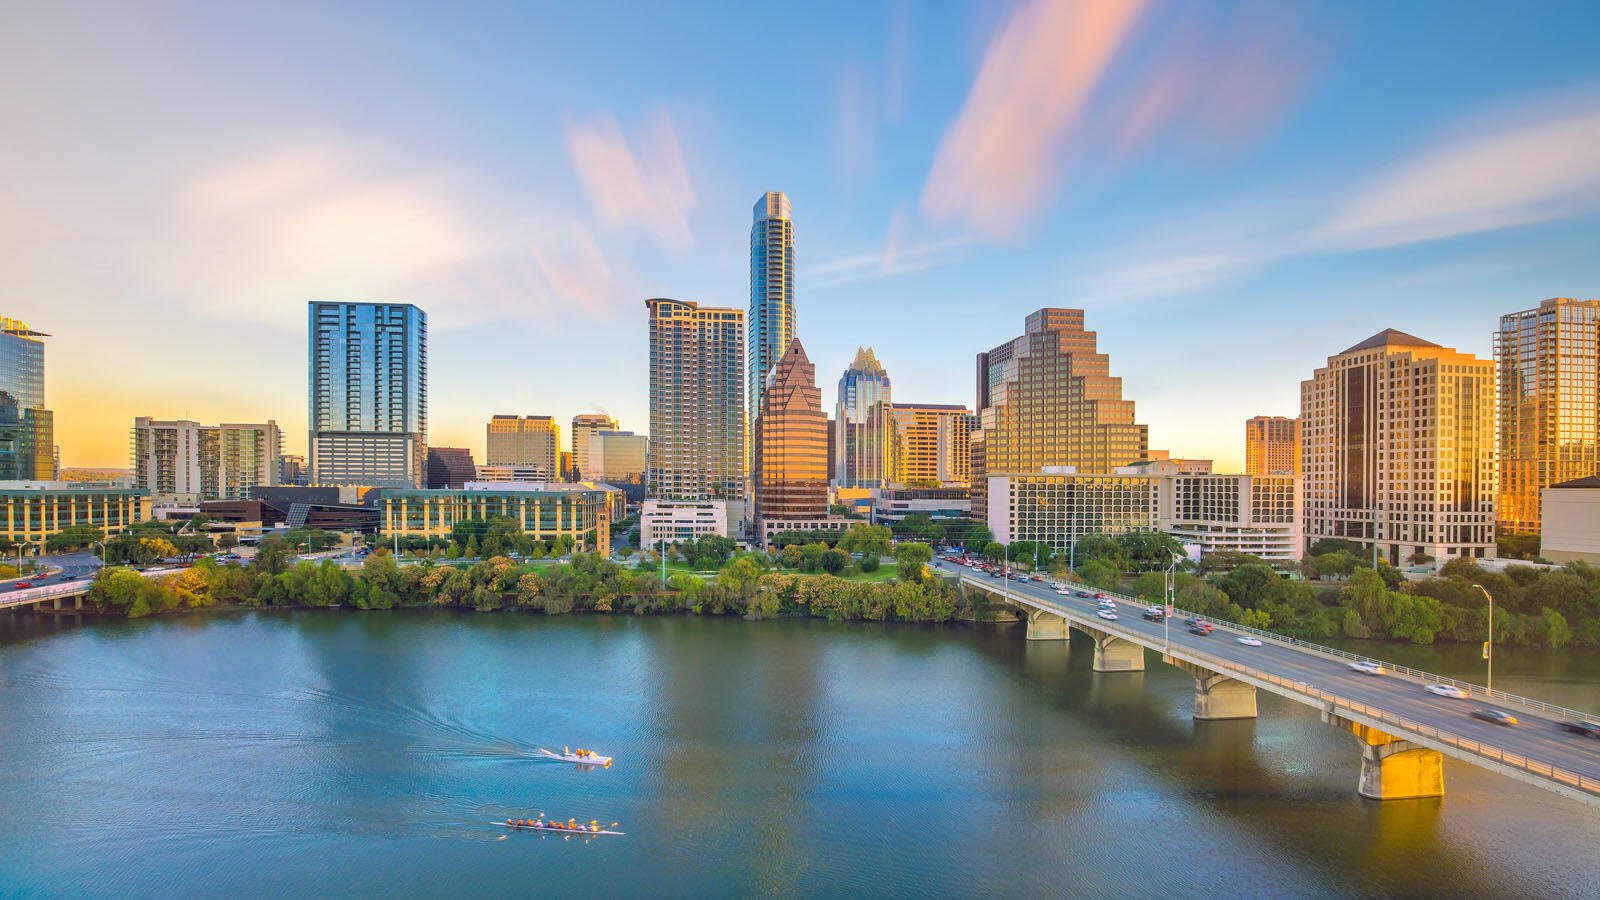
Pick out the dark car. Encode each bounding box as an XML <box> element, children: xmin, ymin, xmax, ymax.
<box><xmin>59</xmin><ymin>574</ymin><xmax>77</xmax><ymax>581</ymax></box>
<box><xmin>1560</xmin><ymin>720</ymin><xmax>1600</xmax><ymax>738</ymax></box>
<box><xmin>1470</xmin><ymin>709</ymin><xmax>1518</xmax><ymax>727</ymax></box>
<box><xmin>1141</xmin><ymin>607</ymin><xmax>1165</xmax><ymax>621</ymax></box>
<box><xmin>1188</xmin><ymin>622</ymin><xmax>1213</xmax><ymax>635</ymax></box>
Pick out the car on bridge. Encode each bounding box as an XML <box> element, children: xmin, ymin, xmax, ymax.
<box><xmin>15</xmin><ymin>581</ymin><xmax>32</xmax><ymax>589</ymax></box>
<box><xmin>1471</xmin><ymin>708</ymin><xmax>1518</xmax><ymax>727</ymax></box>
<box><xmin>1188</xmin><ymin>622</ymin><xmax>1213</xmax><ymax>636</ymax></box>
<box><xmin>1096</xmin><ymin>609</ymin><xmax>1118</xmax><ymax>621</ymax></box>
<box><xmin>1348</xmin><ymin>661</ymin><xmax>1387</xmax><ymax>676</ymax></box>
<box><xmin>1560</xmin><ymin>720</ymin><xmax>1600</xmax><ymax>738</ymax></box>
<box><xmin>1054</xmin><ymin>586</ymin><xmax>1071</xmax><ymax>596</ymax></box>
<box><xmin>1236</xmin><ymin>636</ymin><xmax>1263</xmax><ymax>647</ymax></box>
<box><xmin>1425</xmin><ymin>684</ymin><xmax>1469</xmax><ymax>699</ymax></box>
<box><xmin>1141</xmin><ymin>607</ymin><xmax>1165</xmax><ymax>621</ymax></box>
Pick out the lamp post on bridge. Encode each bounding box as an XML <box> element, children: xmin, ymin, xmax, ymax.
<box><xmin>1164</xmin><ymin>552</ymin><xmax>1180</xmax><ymax>653</ymax></box>
<box><xmin>1474</xmin><ymin>583</ymin><xmax>1494</xmax><ymax>692</ymax></box>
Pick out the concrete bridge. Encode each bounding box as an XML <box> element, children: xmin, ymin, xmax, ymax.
<box><xmin>0</xmin><ymin>566</ymin><xmax>184</xmax><ymax>614</ymax></box>
<box><xmin>941</xmin><ymin>563</ymin><xmax>1600</xmax><ymax>808</ymax></box>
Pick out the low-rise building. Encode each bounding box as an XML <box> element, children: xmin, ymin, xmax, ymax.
<box><xmin>640</xmin><ymin>499</ymin><xmax>730</xmax><ymax>546</ymax></box>
<box><xmin>382</xmin><ymin>483</ymin><xmax>612</xmax><ymax>554</ymax></box>
<box><xmin>1540</xmin><ymin>477</ymin><xmax>1600</xmax><ymax>564</ymax></box>
<box><xmin>758</xmin><ymin>516</ymin><xmax>854</xmax><ymax>549</ymax></box>
<box><xmin>870</xmin><ymin>486</ymin><xmax>973</xmax><ymax>524</ymax></box>
<box><xmin>475</xmin><ymin>463</ymin><xmax>552</xmax><ymax>482</ymax></box>
<box><xmin>0</xmin><ymin>482</ymin><xmax>150</xmax><ymax>543</ymax></box>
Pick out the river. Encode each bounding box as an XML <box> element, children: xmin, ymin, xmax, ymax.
<box><xmin>1</xmin><ymin>610</ymin><xmax>1597</xmax><ymax>898</ymax></box>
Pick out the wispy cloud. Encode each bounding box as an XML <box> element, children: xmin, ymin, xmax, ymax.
<box><xmin>1314</xmin><ymin>93</ymin><xmax>1600</xmax><ymax>251</ymax></box>
<box><xmin>529</xmin><ymin>224</ymin><xmax>618</xmax><ymax>317</ymax></box>
<box><xmin>564</xmin><ymin>111</ymin><xmax>697</xmax><ymax>252</ymax></box>
<box><xmin>921</xmin><ymin>0</ymin><xmax>1146</xmax><ymax>240</ymax></box>
<box><xmin>810</xmin><ymin>209</ymin><xmax>975</xmax><ymax>288</ymax></box>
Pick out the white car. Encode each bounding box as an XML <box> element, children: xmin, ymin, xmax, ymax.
<box><xmin>1425</xmin><ymin>684</ymin><xmax>1469</xmax><ymax>699</ymax></box>
<box><xmin>1236</xmin><ymin>636</ymin><xmax>1263</xmax><ymax>647</ymax></box>
<box><xmin>1054</xmin><ymin>587</ymin><xmax>1071</xmax><ymax>596</ymax></box>
<box><xmin>1097</xmin><ymin>610</ymin><xmax>1118</xmax><ymax>621</ymax></box>
<box><xmin>1349</xmin><ymin>661</ymin><xmax>1387</xmax><ymax>676</ymax></box>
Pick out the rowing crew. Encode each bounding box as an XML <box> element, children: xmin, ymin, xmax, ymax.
<box><xmin>564</xmin><ymin>746</ymin><xmax>601</xmax><ymax>760</ymax></box>
<box><xmin>507</xmin><ymin>817</ymin><xmax>604</xmax><ymax>832</ymax></box>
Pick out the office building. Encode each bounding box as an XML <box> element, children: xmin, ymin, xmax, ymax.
<box><xmin>589</xmin><ymin>430</ymin><xmax>648</xmax><ymax>484</ymax></box>
<box><xmin>973</xmin><ymin>308</ymin><xmax>1148</xmax><ymax>521</ymax></box>
<box><xmin>569</xmin><ymin>413</ymin><xmax>618</xmax><ymax>480</ymax></box>
<box><xmin>217</xmin><ymin>422</ymin><xmax>282</xmax><ymax>500</ymax></box>
<box><xmin>640</xmin><ymin>499</ymin><xmax>730</xmax><ymax>545</ymax></box>
<box><xmin>0</xmin><ymin>317</ymin><xmax>55</xmax><ymax>481</ymax></box>
<box><xmin>646</xmin><ymin>298</ymin><xmax>745</xmax><ymax>500</ymax></box>
<box><xmin>0</xmin><ymin>482</ymin><xmax>150</xmax><ymax>543</ymax></box>
<box><xmin>278</xmin><ymin>453</ymin><xmax>307</xmax><ymax>486</ymax></box>
<box><xmin>1540</xmin><ymin>476</ymin><xmax>1600</xmax><ymax>564</ymax></box>
<box><xmin>131</xmin><ymin>418</ymin><xmax>218</xmax><ymax>501</ymax></box>
<box><xmin>834</xmin><ymin>346</ymin><xmax>894</xmax><ymax>488</ymax></box>
<box><xmin>426</xmin><ymin>447</ymin><xmax>478</xmax><ymax>489</ymax></box>
<box><xmin>748</xmin><ymin>192</ymin><xmax>795</xmax><ymax>419</ymax></box>
<box><xmin>382</xmin><ymin>482</ymin><xmax>612</xmax><ymax>554</ymax></box>
<box><xmin>891</xmin><ymin>403</ymin><xmax>976</xmax><ymax>486</ymax></box>
<box><xmin>753</xmin><ymin>339</ymin><xmax>828</xmax><ymax>525</ymax></box>
<box><xmin>1495</xmin><ymin>297</ymin><xmax>1600</xmax><ymax>534</ymax></box>
<box><xmin>870</xmin><ymin>486</ymin><xmax>973</xmax><ymax>525</ymax></box>
<box><xmin>1301</xmin><ymin>329</ymin><xmax>1496</xmax><ymax>564</ymax></box>
<box><xmin>475</xmin><ymin>463</ymin><xmax>551</xmax><ymax>482</ymax></box>
<box><xmin>308</xmin><ymin>302</ymin><xmax>427</xmax><ymax>488</ymax></box>
<box><xmin>1245</xmin><ymin>415</ymin><xmax>1300</xmax><ymax>476</ymax></box>
<box><xmin>486</xmin><ymin>414</ymin><xmax>560</xmax><ymax>477</ymax></box>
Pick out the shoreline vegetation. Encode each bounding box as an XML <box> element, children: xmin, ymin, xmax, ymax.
<box><xmin>67</xmin><ymin>522</ymin><xmax>1600</xmax><ymax>650</ymax></box>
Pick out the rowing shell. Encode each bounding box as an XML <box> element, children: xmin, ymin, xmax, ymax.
<box><xmin>495</xmin><ymin>821</ymin><xmax>625</xmax><ymax>836</ymax></box>
<box><xmin>539</xmin><ymin>750</ymin><xmax>613</xmax><ymax>765</ymax></box>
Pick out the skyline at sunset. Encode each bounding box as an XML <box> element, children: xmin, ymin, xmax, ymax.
<box><xmin>5</xmin><ymin>1</ymin><xmax>1600</xmax><ymax>469</ymax></box>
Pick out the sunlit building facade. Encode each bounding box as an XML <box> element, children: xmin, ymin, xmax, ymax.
<box><xmin>891</xmin><ymin>402</ymin><xmax>975</xmax><ymax>486</ymax></box>
<box><xmin>0</xmin><ymin>483</ymin><xmax>151</xmax><ymax>543</ymax></box>
<box><xmin>381</xmin><ymin>483</ymin><xmax>611</xmax><ymax>553</ymax></box>
<box><xmin>589</xmin><ymin>430</ymin><xmax>648</xmax><ymax>486</ymax></box>
<box><xmin>647</xmin><ymin>298</ymin><xmax>745</xmax><ymax>500</ymax></box>
<box><xmin>1245</xmin><ymin>415</ymin><xmax>1300</xmax><ymax>476</ymax></box>
<box><xmin>753</xmin><ymin>339</ymin><xmax>828</xmax><ymax>524</ymax></box>
<box><xmin>1494</xmin><ymin>297</ymin><xmax>1600</xmax><ymax>534</ymax></box>
<box><xmin>570</xmin><ymin>413</ymin><xmax>618</xmax><ymax>480</ymax></box>
<box><xmin>748</xmin><ymin>192</ymin><xmax>795</xmax><ymax>421</ymax></box>
<box><xmin>308</xmin><ymin>302</ymin><xmax>427</xmax><ymax>488</ymax></box>
<box><xmin>1301</xmin><ymin>329</ymin><xmax>1496</xmax><ymax>564</ymax></box>
<box><xmin>486</xmin><ymin>415</ymin><xmax>560</xmax><ymax>478</ymax></box>
<box><xmin>0</xmin><ymin>318</ymin><xmax>55</xmax><ymax>482</ymax></box>
<box><xmin>834</xmin><ymin>347</ymin><xmax>894</xmax><ymax>489</ymax></box>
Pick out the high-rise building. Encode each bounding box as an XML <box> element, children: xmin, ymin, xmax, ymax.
<box><xmin>426</xmin><ymin>447</ymin><xmax>478</xmax><ymax>489</ymax></box>
<box><xmin>753</xmin><ymin>339</ymin><xmax>828</xmax><ymax>524</ymax></box>
<box><xmin>308</xmin><ymin>302</ymin><xmax>427</xmax><ymax>488</ymax></box>
<box><xmin>571</xmin><ymin>413</ymin><xmax>618</xmax><ymax>480</ymax></box>
<box><xmin>486</xmin><ymin>415</ymin><xmax>560</xmax><ymax>478</ymax></box>
<box><xmin>1494</xmin><ymin>297</ymin><xmax>1600</xmax><ymax>534</ymax></box>
<box><xmin>0</xmin><ymin>317</ymin><xmax>54</xmax><ymax>481</ymax></box>
<box><xmin>891</xmin><ymin>402</ymin><xmax>976</xmax><ymax>486</ymax></box>
<box><xmin>834</xmin><ymin>347</ymin><xmax>894</xmax><ymax>488</ymax></box>
<box><xmin>217</xmin><ymin>422</ymin><xmax>282</xmax><ymax>499</ymax></box>
<box><xmin>973</xmin><ymin>308</ymin><xmax>1148</xmax><ymax>520</ymax></box>
<box><xmin>589</xmin><ymin>430</ymin><xmax>648</xmax><ymax>484</ymax></box>
<box><xmin>132</xmin><ymin>418</ymin><xmax>218</xmax><ymax>499</ymax></box>
<box><xmin>278</xmin><ymin>453</ymin><xmax>307</xmax><ymax>486</ymax></box>
<box><xmin>1301</xmin><ymin>329</ymin><xmax>1496</xmax><ymax>564</ymax></box>
<box><xmin>1245</xmin><ymin>415</ymin><xmax>1300</xmax><ymax>476</ymax></box>
<box><xmin>647</xmin><ymin>298</ymin><xmax>745</xmax><ymax>501</ymax></box>
<box><xmin>748</xmin><ymin>192</ymin><xmax>795</xmax><ymax>421</ymax></box>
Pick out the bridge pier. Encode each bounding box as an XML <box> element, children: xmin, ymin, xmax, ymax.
<box><xmin>1024</xmin><ymin>609</ymin><xmax>1068</xmax><ymax>641</ymax></box>
<box><xmin>1164</xmin><ymin>656</ymin><xmax>1258</xmax><ymax>720</ymax></box>
<box><xmin>1325</xmin><ymin>712</ymin><xmax>1444</xmax><ymax>801</ymax></box>
<box><xmin>1087</xmin><ymin>632</ymin><xmax>1145</xmax><ymax>672</ymax></box>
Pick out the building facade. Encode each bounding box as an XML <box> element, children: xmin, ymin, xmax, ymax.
<box><xmin>570</xmin><ymin>413</ymin><xmax>618</xmax><ymax>480</ymax></box>
<box><xmin>891</xmin><ymin>402</ymin><xmax>975</xmax><ymax>486</ymax></box>
<box><xmin>834</xmin><ymin>346</ymin><xmax>894</xmax><ymax>489</ymax></box>
<box><xmin>640</xmin><ymin>499</ymin><xmax>730</xmax><ymax>545</ymax></box>
<box><xmin>278</xmin><ymin>454</ymin><xmax>307</xmax><ymax>486</ymax></box>
<box><xmin>1494</xmin><ymin>297</ymin><xmax>1600</xmax><ymax>534</ymax></box>
<box><xmin>425</xmin><ymin>447</ymin><xmax>478</xmax><ymax>489</ymax></box>
<box><xmin>486</xmin><ymin>415</ymin><xmax>560</xmax><ymax>478</ymax></box>
<box><xmin>974</xmin><ymin>308</ymin><xmax>1148</xmax><ymax>521</ymax></box>
<box><xmin>589</xmin><ymin>431</ymin><xmax>648</xmax><ymax>485</ymax></box>
<box><xmin>131</xmin><ymin>418</ymin><xmax>218</xmax><ymax>500</ymax></box>
<box><xmin>1245</xmin><ymin>415</ymin><xmax>1300</xmax><ymax>476</ymax></box>
<box><xmin>748</xmin><ymin>191</ymin><xmax>795</xmax><ymax>424</ymax></box>
<box><xmin>1301</xmin><ymin>329</ymin><xmax>1497</xmax><ymax>565</ymax></box>
<box><xmin>870</xmin><ymin>486</ymin><xmax>973</xmax><ymax>524</ymax></box>
<box><xmin>646</xmin><ymin>298</ymin><xmax>745</xmax><ymax>501</ymax></box>
<box><xmin>308</xmin><ymin>302</ymin><xmax>427</xmax><ymax>488</ymax></box>
<box><xmin>0</xmin><ymin>483</ymin><xmax>150</xmax><ymax>543</ymax></box>
<box><xmin>0</xmin><ymin>318</ymin><xmax>55</xmax><ymax>481</ymax></box>
<box><xmin>1540</xmin><ymin>476</ymin><xmax>1600</xmax><ymax>564</ymax></box>
<box><xmin>474</xmin><ymin>463</ymin><xmax>550</xmax><ymax>482</ymax></box>
<box><xmin>217</xmin><ymin>422</ymin><xmax>282</xmax><ymax>499</ymax></box>
<box><xmin>753</xmin><ymin>339</ymin><xmax>829</xmax><ymax>524</ymax></box>
<box><xmin>381</xmin><ymin>483</ymin><xmax>611</xmax><ymax>553</ymax></box>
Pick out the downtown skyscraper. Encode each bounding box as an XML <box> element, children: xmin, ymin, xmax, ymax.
<box><xmin>1245</xmin><ymin>415</ymin><xmax>1300</xmax><ymax>476</ymax></box>
<box><xmin>753</xmin><ymin>339</ymin><xmax>828</xmax><ymax>525</ymax></box>
<box><xmin>834</xmin><ymin>346</ymin><xmax>894</xmax><ymax>488</ymax></box>
<box><xmin>308</xmin><ymin>301</ymin><xmax>427</xmax><ymax>488</ymax></box>
<box><xmin>647</xmin><ymin>298</ymin><xmax>745</xmax><ymax>501</ymax></box>
<box><xmin>748</xmin><ymin>192</ymin><xmax>794</xmax><ymax>422</ymax></box>
<box><xmin>1494</xmin><ymin>297</ymin><xmax>1600</xmax><ymax>534</ymax></box>
<box><xmin>0</xmin><ymin>316</ymin><xmax>54</xmax><ymax>481</ymax></box>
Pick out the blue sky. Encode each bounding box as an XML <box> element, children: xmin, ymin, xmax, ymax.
<box><xmin>3</xmin><ymin>0</ymin><xmax>1599</xmax><ymax>468</ymax></box>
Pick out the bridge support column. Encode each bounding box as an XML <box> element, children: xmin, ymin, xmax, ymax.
<box><xmin>1024</xmin><ymin>609</ymin><xmax>1068</xmax><ymax>641</ymax></box>
<box><xmin>52</xmin><ymin>596</ymin><xmax>61</xmax><ymax>611</ymax></box>
<box><xmin>74</xmin><ymin>595</ymin><xmax>83</xmax><ymax>611</ymax></box>
<box><xmin>1090</xmin><ymin>634</ymin><xmax>1145</xmax><ymax>672</ymax></box>
<box><xmin>1325</xmin><ymin>712</ymin><xmax>1444</xmax><ymax>800</ymax></box>
<box><xmin>1164</xmin><ymin>656</ymin><xmax>1258</xmax><ymax>720</ymax></box>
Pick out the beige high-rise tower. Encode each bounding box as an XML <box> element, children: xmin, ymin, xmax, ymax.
<box><xmin>1245</xmin><ymin>415</ymin><xmax>1300</xmax><ymax>476</ymax></box>
<box><xmin>1495</xmin><ymin>297</ymin><xmax>1600</xmax><ymax>535</ymax></box>
<box><xmin>646</xmin><ymin>298</ymin><xmax>745</xmax><ymax>501</ymax></box>
<box><xmin>571</xmin><ymin>413</ymin><xmax>618</xmax><ymax>479</ymax></box>
<box><xmin>1301</xmin><ymin>329</ymin><xmax>1496</xmax><ymax>565</ymax></box>
<box><xmin>485</xmin><ymin>415</ymin><xmax>560</xmax><ymax>479</ymax></box>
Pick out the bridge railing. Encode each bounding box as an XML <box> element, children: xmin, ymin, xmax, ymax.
<box><xmin>0</xmin><ymin>566</ymin><xmax>184</xmax><ymax>609</ymax></box>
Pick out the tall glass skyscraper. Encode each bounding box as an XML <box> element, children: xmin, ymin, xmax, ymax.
<box><xmin>834</xmin><ymin>346</ymin><xmax>894</xmax><ymax>488</ymax></box>
<box><xmin>748</xmin><ymin>192</ymin><xmax>794</xmax><ymax>424</ymax></box>
<box><xmin>308</xmin><ymin>302</ymin><xmax>427</xmax><ymax>488</ymax></box>
<box><xmin>754</xmin><ymin>339</ymin><xmax>828</xmax><ymax>524</ymax></box>
<box><xmin>0</xmin><ymin>317</ymin><xmax>54</xmax><ymax>481</ymax></box>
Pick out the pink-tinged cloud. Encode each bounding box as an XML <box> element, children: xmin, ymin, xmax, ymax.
<box><xmin>921</xmin><ymin>0</ymin><xmax>1146</xmax><ymax>240</ymax></box>
<box><xmin>530</xmin><ymin>224</ymin><xmax>618</xmax><ymax>317</ymax></box>
<box><xmin>564</xmin><ymin>112</ymin><xmax>696</xmax><ymax>252</ymax></box>
<box><xmin>1316</xmin><ymin>96</ymin><xmax>1600</xmax><ymax>251</ymax></box>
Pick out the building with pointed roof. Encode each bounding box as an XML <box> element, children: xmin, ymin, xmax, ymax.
<box><xmin>1301</xmin><ymin>328</ymin><xmax>1496</xmax><ymax>565</ymax></box>
<box><xmin>834</xmin><ymin>346</ymin><xmax>894</xmax><ymax>489</ymax></box>
<box><xmin>753</xmin><ymin>339</ymin><xmax>829</xmax><ymax>526</ymax></box>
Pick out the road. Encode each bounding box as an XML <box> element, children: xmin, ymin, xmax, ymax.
<box><xmin>936</xmin><ymin>560</ymin><xmax>1600</xmax><ymax>802</ymax></box>
<box><xmin>0</xmin><ymin>550</ymin><xmax>103</xmax><ymax>593</ymax></box>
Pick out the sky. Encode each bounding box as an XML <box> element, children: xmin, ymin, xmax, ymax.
<box><xmin>4</xmin><ymin>0</ymin><xmax>1600</xmax><ymax>471</ymax></box>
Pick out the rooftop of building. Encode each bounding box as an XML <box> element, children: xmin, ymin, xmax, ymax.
<box><xmin>1340</xmin><ymin>328</ymin><xmax>1443</xmax><ymax>354</ymax></box>
<box><xmin>1549</xmin><ymin>475</ymin><xmax>1600</xmax><ymax>489</ymax></box>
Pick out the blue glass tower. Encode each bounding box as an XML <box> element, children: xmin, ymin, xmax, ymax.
<box><xmin>748</xmin><ymin>192</ymin><xmax>794</xmax><ymax>429</ymax></box>
<box><xmin>308</xmin><ymin>302</ymin><xmax>427</xmax><ymax>488</ymax></box>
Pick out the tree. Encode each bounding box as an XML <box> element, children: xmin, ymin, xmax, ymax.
<box><xmin>718</xmin><ymin>555</ymin><xmax>764</xmax><ymax>598</ymax></box>
<box><xmin>820</xmin><ymin>548</ymin><xmax>849</xmax><ymax>574</ymax></box>
<box><xmin>894</xmin><ymin>542</ymin><xmax>933</xmax><ymax>582</ymax></box>
<box><xmin>981</xmin><ymin>542</ymin><xmax>1005</xmax><ymax>563</ymax></box>
<box><xmin>837</xmin><ymin>523</ymin><xmax>892</xmax><ymax>559</ymax></box>
<box><xmin>169</xmin><ymin>568</ymin><xmax>214</xmax><ymax>608</ymax></box>
<box><xmin>255</xmin><ymin>537</ymin><xmax>292</xmax><ymax>575</ymax></box>
<box><xmin>1075</xmin><ymin>559</ymin><xmax>1118</xmax><ymax>589</ymax></box>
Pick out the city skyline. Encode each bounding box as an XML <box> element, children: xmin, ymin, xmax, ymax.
<box><xmin>5</xmin><ymin>2</ymin><xmax>1600</xmax><ymax>470</ymax></box>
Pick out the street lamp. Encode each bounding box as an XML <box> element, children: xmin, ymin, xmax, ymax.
<box><xmin>1474</xmin><ymin>583</ymin><xmax>1494</xmax><ymax>692</ymax></box>
<box><xmin>88</xmin><ymin>540</ymin><xmax>107</xmax><ymax>567</ymax></box>
<box><xmin>15</xmin><ymin>539</ymin><xmax>42</xmax><ymax>575</ymax></box>
<box><xmin>1164</xmin><ymin>552</ymin><xmax>1180</xmax><ymax>652</ymax></box>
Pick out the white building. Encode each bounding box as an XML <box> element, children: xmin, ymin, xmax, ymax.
<box><xmin>641</xmin><ymin>499</ymin><xmax>729</xmax><ymax>546</ymax></box>
<box><xmin>1540</xmin><ymin>476</ymin><xmax>1600</xmax><ymax>564</ymax></box>
<box><xmin>475</xmin><ymin>463</ymin><xmax>552</xmax><ymax>482</ymax></box>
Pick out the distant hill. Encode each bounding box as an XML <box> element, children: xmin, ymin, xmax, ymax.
<box><xmin>60</xmin><ymin>468</ymin><xmax>133</xmax><ymax>482</ymax></box>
